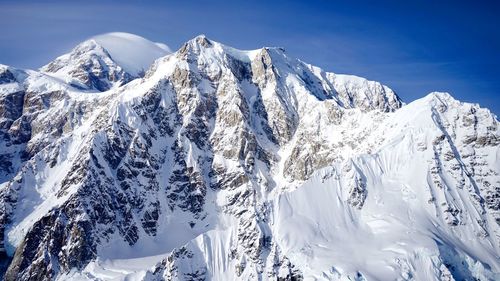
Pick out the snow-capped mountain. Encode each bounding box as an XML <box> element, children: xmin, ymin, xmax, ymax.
<box><xmin>0</xmin><ymin>34</ymin><xmax>498</xmax><ymax>281</ymax></box>
<box><xmin>41</xmin><ymin>32</ymin><xmax>171</xmax><ymax>91</ymax></box>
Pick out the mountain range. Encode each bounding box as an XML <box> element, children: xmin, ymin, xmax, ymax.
<box><xmin>0</xmin><ymin>32</ymin><xmax>498</xmax><ymax>281</ymax></box>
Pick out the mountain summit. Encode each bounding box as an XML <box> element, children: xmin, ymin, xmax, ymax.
<box><xmin>40</xmin><ymin>32</ymin><xmax>171</xmax><ymax>91</ymax></box>
<box><xmin>0</xmin><ymin>34</ymin><xmax>498</xmax><ymax>281</ymax></box>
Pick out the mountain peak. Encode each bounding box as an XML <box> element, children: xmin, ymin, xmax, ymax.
<box><xmin>150</xmin><ymin>35</ymin><xmax>402</xmax><ymax>113</ymax></box>
<box><xmin>41</xmin><ymin>32</ymin><xmax>171</xmax><ymax>91</ymax></box>
<box><xmin>178</xmin><ymin>34</ymin><xmax>215</xmax><ymax>55</ymax></box>
<box><xmin>192</xmin><ymin>34</ymin><xmax>210</xmax><ymax>43</ymax></box>
<box><xmin>425</xmin><ymin>91</ymin><xmax>455</xmax><ymax>101</ymax></box>
<box><xmin>415</xmin><ymin>91</ymin><xmax>463</xmax><ymax>111</ymax></box>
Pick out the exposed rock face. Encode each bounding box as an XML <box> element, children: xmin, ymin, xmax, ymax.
<box><xmin>0</xmin><ymin>35</ymin><xmax>498</xmax><ymax>281</ymax></box>
<box><xmin>41</xmin><ymin>40</ymin><xmax>134</xmax><ymax>91</ymax></box>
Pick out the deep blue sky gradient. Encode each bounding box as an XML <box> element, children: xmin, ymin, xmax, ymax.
<box><xmin>1</xmin><ymin>0</ymin><xmax>499</xmax><ymax>113</ymax></box>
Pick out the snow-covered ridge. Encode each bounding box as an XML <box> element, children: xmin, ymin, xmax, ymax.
<box><xmin>0</xmin><ymin>33</ymin><xmax>498</xmax><ymax>281</ymax></box>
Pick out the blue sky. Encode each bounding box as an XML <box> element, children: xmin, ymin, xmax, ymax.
<box><xmin>1</xmin><ymin>0</ymin><xmax>499</xmax><ymax>113</ymax></box>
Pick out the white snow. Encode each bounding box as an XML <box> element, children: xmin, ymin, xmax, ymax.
<box><xmin>91</xmin><ymin>32</ymin><xmax>172</xmax><ymax>76</ymax></box>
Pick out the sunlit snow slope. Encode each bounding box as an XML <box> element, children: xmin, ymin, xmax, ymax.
<box><xmin>0</xmin><ymin>34</ymin><xmax>498</xmax><ymax>281</ymax></box>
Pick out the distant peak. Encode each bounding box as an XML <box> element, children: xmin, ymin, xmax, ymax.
<box><xmin>426</xmin><ymin>91</ymin><xmax>454</xmax><ymax>100</ymax></box>
<box><xmin>412</xmin><ymin>92</ymin><xmax>463</xmax><ymax>112</ymax></box>
<box><xmin>39</xmin><ymin>32</ymin><xmax>172</xmax><ymax>91</ymax></box>
<box><xmin>43</xmin><ymin>32</ymin><xmax>172</xmax><ymax>79</ymax></box>
<box><xmin>176</xmin><ymin>35</ymin><xmax>216</xmax><ymax>57</ymax></box>
<box><xmin>424</xmin><ymin>92</ymin><xmax>458</xmax><ymax>104</ymax></box>
<box><xmin>194</xmin><ymin>34</ymin><xmax>207</xmax><ymax>39</ymax></box>
<box><xmin>189</xmin><ymin>34</ymin><xmax>213</xmax><ymax>48</ymax></box>
<box><xmin>263</xmin><ymin>46</ymin><xmax>286</xmax><ymax>53</ymax></box>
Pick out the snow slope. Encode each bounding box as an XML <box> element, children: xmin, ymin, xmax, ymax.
<box><xmin>135</xmin><ymin>92</ymin><xmax>499</xmax><ymax>281</ymax></box>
